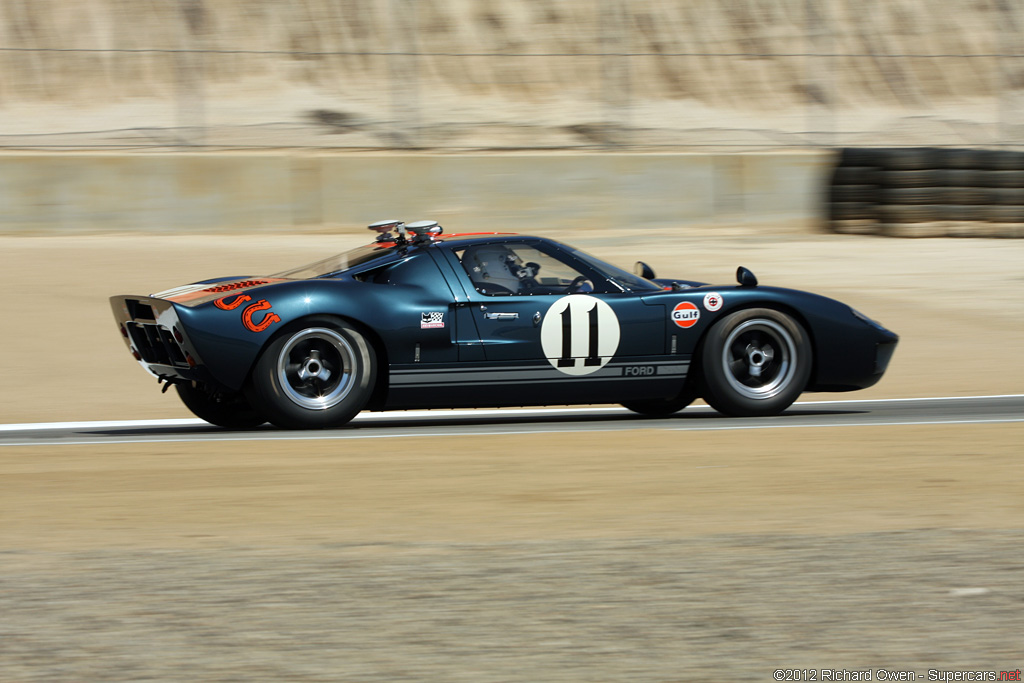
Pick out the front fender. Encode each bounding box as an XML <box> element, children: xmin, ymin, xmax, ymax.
<box><xmin>642</xmin><ymin>285</ymin><xmax>897</xmax><ymax>393</ymax></box>
<box><xmin>707</xmin><ymin>287</ymin><xmax>898</xmax><ymax>391</ymax></box>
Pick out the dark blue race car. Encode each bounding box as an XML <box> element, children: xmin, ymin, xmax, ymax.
<box><xmin>111</xmin><ymin>220</ymin><xmax>898</xmax><ymax>429</ymax></box>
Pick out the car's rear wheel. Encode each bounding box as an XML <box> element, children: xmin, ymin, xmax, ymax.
<box><xmin>701</xmin><ymin>308</ymin><xmax>811</xmax><ymax>417</ymax></box>
<box><xmin>176</xmin><ymin>383</ymin><xmax>266</xmax><ymax>429</ymax></box>
<box><xmin>246</xmin><ymin>318</ymin><xmax>376</xmax><ymax>429</ymax></box>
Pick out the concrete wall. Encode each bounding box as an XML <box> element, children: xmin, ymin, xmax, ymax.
<box><xmin>0</xmin><ymin>152</ymin><xmax>833</xmax><ymax>234</ymax></box>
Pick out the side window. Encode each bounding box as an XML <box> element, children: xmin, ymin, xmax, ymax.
<box><xmin>355</xmin><ymin>254</ymin><xmax>451</xmax><ymax>293</ymax></box>
<box><xmin>456</xmin><ymin>244</ymin><xmax>593</xmax><ymax>296</ymax></box>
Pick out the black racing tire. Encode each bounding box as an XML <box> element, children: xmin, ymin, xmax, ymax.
<box><xmin>246</xmin><ymin>317</ymin><xmax>376</xmax><ymax>429</ymax></box>
<box><xmin>973</xmin><ymin>170</ymin><xmax>1024</xmax><ymax>188</ymax></box>
<box><xmin>176</xmin><ymin>383</ymin><xmax>267</xmax><ymax>429</ymax></box>
<box><xmin>937</xmin><ymin>148</ymin><xmax>984</xmax><ymax>170</ymax></box>
<box><xmin>621</xmin><ymin>382</ymin><xmax>700</xmax><ymax>417</ymax></box>
<box><xmin>977</xmin><ymin>150</ymin><xmax>1024</xmax><ymax>171</ymax></box>
<box><xmin>944</xmin><ymin>204</ymin><xmax>989</xmax><ymax>222</ymax></box>
<box><xmin>700</xmin><ymin>308</ymin><xmax>812</xmax><ymax>417</ymax></box>
<box><xmin>984</xmin><ymin>205</ymin><xmax>1024</xmax><ymax>223</ymax></box>
<box><xmin>831</xmin><ymin>166</ymin><xmax>877</xmax><ymax>186</ymax></box>
<box><xmin>838</xmin><ymin>148</ymin><xmax>890</xmax><ymax>167</ymax></box>
<box><xmin>877</xmin><ymin>147</ymin><xmax>940</xmax><ymax>171</ymax></box>
<box><xmin>879</xmin><ymin>187</ymin><xmax>944</xmax><ymax>205</ymax></box>
<box><xmin>876</xmin><ymin>169</ymin><xmax>942</xmax><ymax>188</ymax></box>
<box><xmin>938</xmin><ymin>169</ymin><xmax>982</xmax><ymax>187</ymax></box>
<box><xmin>991</xmin><ymin>187</ymin><xmax>1024</xmax><ymax>205</ymax></box>
<box><xmin>878</xmin><ymin>204</ymin><xmax>942</xmax><ymax>223</ymax></box>
<box><xmin>829</xmin><ymin>184</ymin><xmax>878</xmax><ymax>203</ymax></box>
<box><xmin>942</xmin><ymin>187</ymin><xmax>994</xmax><ymax>205</ymax></box>
<box><xmin>831</xmin><ymin>165</ymin><xmax>880</xmax><ymax>187</ymax></box>
<box><xmin>829</xmin><ymin>202</ymin><xmax>876</xmax><ymax>221</ymax></box>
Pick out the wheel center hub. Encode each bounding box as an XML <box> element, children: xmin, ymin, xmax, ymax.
<box><xmin>745</xmin><ymin>344</ymin><xmax>774</xmax><ymax>377</ymax></box>
<box><xmin>298</xmin><ymin>356</ymin><xmax>331</xmax><ymax>382</ymax></box>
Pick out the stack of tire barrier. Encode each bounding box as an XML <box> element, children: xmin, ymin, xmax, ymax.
<box><xmin>828</xmin><ymin>148</ymin><xmax>1024</xmax><ymax>237</ymax></box>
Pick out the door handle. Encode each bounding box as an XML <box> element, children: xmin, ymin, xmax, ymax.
<box><xmin>484</xmin><ymin>312</ymin><xmax>518</xmax><ymax>320</ymax></box>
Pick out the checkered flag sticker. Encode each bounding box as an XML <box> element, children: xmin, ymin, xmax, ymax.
<box><xmin>420</xmin><ymin>311</ymin><xmax>445</xmax><ymax>329</ymax></box>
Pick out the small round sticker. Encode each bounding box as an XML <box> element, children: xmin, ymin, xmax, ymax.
<box><xmin>703</xmin><ymin>292</ymin><xmax>723</xmax><ymax>312</ymax></box>
<box><xmin>671</xmin><ymin>302</ymin><xmax>700</xmax><ymax>329</ymax></box>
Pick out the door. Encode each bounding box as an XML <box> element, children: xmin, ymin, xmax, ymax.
<box><xmin>441</xmin><ymin>241</ymin><xmax>682</xmax><ymax>404</ymax></box>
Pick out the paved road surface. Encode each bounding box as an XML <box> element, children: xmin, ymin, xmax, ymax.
<box><xmin>2</xmin><ymin>394</ymin><xmax>1021</xmax><ymax>447</ymax></box>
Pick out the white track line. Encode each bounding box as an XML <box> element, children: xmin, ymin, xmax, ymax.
<box><xmin>3</xmin><ymin>419</ymin><xmax>1022</xmax><ymax>449</ymax></box>
<box><xmin>1</xmin><ymin>394</ymin><xmax>1021</xmax><ymax>433</ymax></box>
<box><xmin>0</xmin><ymin>407</ymin><xmax>629</xmax><ymax>432</ymax></box>
<box><xmin>0</xmin><ymin>418</ymin><xmax>204</xmax><ymax>432</ymax></box>
<box><xmin>792</xmin><ymin>393</ymin><xmax>1024</xmax><ymax>405</ymax></box>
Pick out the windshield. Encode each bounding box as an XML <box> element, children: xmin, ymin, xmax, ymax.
<box><xmin>567</xmin><ymin>247</ymin><xmax>663</xmax><ymax>292</ymax></box>
<box><xmin>272</xmin><ymin>243</ymin><xmax>397</xmax><ymax>279</ymax></box>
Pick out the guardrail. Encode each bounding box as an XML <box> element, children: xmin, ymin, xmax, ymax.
<box><xmin>0</xmin><ymin>152</ymin><xmax>829</xmax><ymax>234</ymax></box>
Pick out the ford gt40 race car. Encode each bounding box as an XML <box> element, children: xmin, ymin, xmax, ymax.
<box><xmin>111</xmin><ymin>220</ymin><xmax>898</xmax><ymax>429</ymax></box>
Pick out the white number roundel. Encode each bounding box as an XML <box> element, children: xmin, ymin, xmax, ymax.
<box><xmin>540</xmin><ymin>295</ymin><xmax>621</xmax><ymax>376</ymax></box>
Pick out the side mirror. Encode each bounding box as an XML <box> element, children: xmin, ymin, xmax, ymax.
<box><xmin>634</xmin><ymin>261</ymin><xmax>656</xmax><ymax>279</ymax></box>
<box><xmin>736</xmin><ymin>266</ymin><xmax>758</xmax><ymax>287</ymax></box>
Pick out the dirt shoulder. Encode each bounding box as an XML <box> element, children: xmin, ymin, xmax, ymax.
<box><xmin>2</xmin><ymin>424</ymin><xmax>1022</xmax><ymax>552</ymax></box>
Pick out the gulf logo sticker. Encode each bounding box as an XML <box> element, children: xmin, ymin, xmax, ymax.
<box><xmin>671</xmin><ymin>302</ymin><xmax>700</xmax><ymax>329</ymax></box>
<box><xmin>703</xmin><ymin>292</ymin><xmax>723</xmax><ymax>312</ymax></box>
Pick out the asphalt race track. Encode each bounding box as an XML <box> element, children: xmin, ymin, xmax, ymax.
<box><xmin>2</xmin><ymin>394</ymin><xmax>1021</xmax><ymax>447</ymax></box>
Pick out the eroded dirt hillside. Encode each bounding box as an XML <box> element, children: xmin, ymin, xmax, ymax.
<box><xmin>0</xmin><ymin>0</ymin><xmax>1021</xmax><ymax>147</ymax></box>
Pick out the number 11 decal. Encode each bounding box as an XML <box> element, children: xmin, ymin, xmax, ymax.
<box><xmin>541</xmin><ymin>295</ymin><xmax>621</xmax><ymax>376</ymax></box>
<box><xmin>557</xmin><ymin>303</ymin><xmax>602</xmax><ymax>367</ymax></box>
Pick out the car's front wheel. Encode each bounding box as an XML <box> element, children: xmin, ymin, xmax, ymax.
<box><xmin>246</xmin><ymin>318</ymin><xmax>376</xmax><ymax>429</ymax></box>
<box><xmin>176</xmin><ymin>383</ymin><xmax>266</xmax><ymax>429</ymax></box>
<box><xmin>700</xmin><ymin>308</ymin><xmax>811</xmax><ymax>417</ymax></box>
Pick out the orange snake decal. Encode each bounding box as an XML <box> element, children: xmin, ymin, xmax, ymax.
<box><xmin>241</xmin><ymin>299</ymin><xmax>281</xmax><ymax>333</ymax></box>
<box><xmin>214</xmin><ymin>294</ymin><xmax>252</xmax><ymax>311</ymax></box>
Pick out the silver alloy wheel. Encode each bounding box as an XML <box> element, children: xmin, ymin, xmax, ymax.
<box><xmin>276</xmin><ymin>327</ymin><xmax>357</xmax><ymax>410</ymax></box>
<box><xmin>721</xmin><ymin>318</ymin><xmax>797</xmax><ymax>400</ymax></box>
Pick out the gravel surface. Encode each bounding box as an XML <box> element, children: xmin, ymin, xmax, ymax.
<box><xmin>3</xmin><ymin>531</ymin><xmax>1023</xmax><ymax>682</ymax></box>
